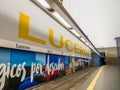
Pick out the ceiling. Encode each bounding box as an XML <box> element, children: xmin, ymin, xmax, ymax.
<box><xmin>63</xmin><ymin>0</ymin><xmax>120</xmax><ymax>48</ymax></box>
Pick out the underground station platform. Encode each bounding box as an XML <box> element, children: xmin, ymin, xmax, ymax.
<box><xmin>26</xmin><ymin>64</ymin><xmax>120</xmax><ymax>90</ymax></box>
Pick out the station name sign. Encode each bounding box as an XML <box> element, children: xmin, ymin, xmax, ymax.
<box><xmin>18</xmin><ymin>12</ymin><xmax>90</xmax><ymax>57</ymax></box>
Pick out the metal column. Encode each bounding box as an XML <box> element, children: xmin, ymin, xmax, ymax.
<box><xmin>115</xmin><ymin>37</ymin><xmax>120</xmax><ymax>69</ymax></box>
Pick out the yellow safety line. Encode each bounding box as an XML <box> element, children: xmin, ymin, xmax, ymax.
<box><xmin>87</xmin><ymin>66</ymin><xmax>104</xmax><ymax>90</ymax></box>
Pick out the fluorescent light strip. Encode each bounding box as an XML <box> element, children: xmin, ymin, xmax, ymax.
<box><xmin>37</xmin><ymin>0</ymin><xmax>51</xmax><ymax>9</ymax></box>
<box><xmin>71</xmin><ymin>29</ymin><xmax>80</xmax><ymax>37</ymax></box>
<box><xmin>80</xmin><ymin>37</ymin><xmax>86</xmax><ymax>42</ymax></box>
<box><xmin>86</xmin><ymin>42</ymin><xmax>89</xmax><ymax>46</ymax></box>
<box><xmin>52</xmin><ymin>12</ymin><xmax>71</xmax><ymax>28</ymax></box>
<box><xmin>89</xmin><ymin>46</ymin><xmax>93</xmax><ymax>49</ymax></box>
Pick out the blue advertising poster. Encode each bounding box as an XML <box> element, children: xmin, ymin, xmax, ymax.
<box><xmin>0</xmin><ymin>47</ymin><xmax>69</xmax><ymax>90</ymax></box>
<box><xmin>45</xmin><ymin>54</ymin><xmax>69</xmax><ymax>80</ymax></box>
<box><xmin>36</xmin><ymin>53</ymin><xmax>46</xmax><ymax>65</ymax></box>
<box><xmin>46</xmin><ymin>54</ymin><xmax>69</xmax><ymax>70</ymax></box>
<box><xmin>10</xmin><ymin>49</ymin><xmax>36</xmax><ymax>66</ymax></box>
<box><xmin>0</xmin><ymin>48</ymin><xmax>10</xmax><ymax>64</ymax></box>
<box><xmin>63</xmin><ymin>56</ymin><xmax>69</xmax><ymax>68</ymax></box>
<box><xmin>0</xmin><ymin>47</ymin><xmax>47</xmax><ymax>90</ymax></box>
<box><xmin>93</xmin><ymin>53</ymin><xmax>101</xmax><ymax>66</ymax></box>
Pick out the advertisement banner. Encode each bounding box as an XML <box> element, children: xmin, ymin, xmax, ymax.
<box><xmin>0</xmin><ymin>47</ymin><xmax>70</xmax><ymax>90</ymax></box>
<box><xmin>0</xmin><ymin>0</ymin><xmax>91</xmax><ymax>58</ymax></box>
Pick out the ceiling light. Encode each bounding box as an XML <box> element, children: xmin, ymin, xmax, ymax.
<box><xmin>37</xmin><ymin>0</ymin><xmax>51</xmax><ymax>9</ymax></box>
<box><xmin>89</xmin><ymin>45</ymin><xmax>93</xmax><ymax>49</ymax></box>
<box><xmin>86</xmin><ymin>42</ymin><xmax>89</xmax><ymax>46</ymax></box>
<box><xmin>80</xmin><ymin>37</ymin><xmax>86</xmax><ymax>42</ymax></box>
<box><xmin>71</xmin><ymin>29</ymin><xmax>80</xmax><ymax>37</ymax></box>
<box><xmin>52</xmin><ymin>11</ymin><xmax>71</xmax><ymax>28</ymax></box>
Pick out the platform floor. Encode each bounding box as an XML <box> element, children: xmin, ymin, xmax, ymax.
<box><xmin>78</xmin><ymin>64</ymin><xmax>120</xmax><ymax>90</ymax></box>
<box><xmin>28</xmin><ymin>64</ymin><xmax>120</xmax><ymax>90</ymax></box>
<box><xmin>27</xmin><ymin>67</ymin><xmax>98</xmax><ymax>90</ymax></box>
